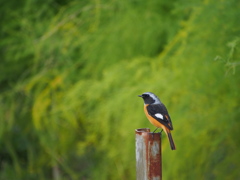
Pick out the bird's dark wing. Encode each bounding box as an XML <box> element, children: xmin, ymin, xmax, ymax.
<box><xmin>146</xmin><ymin>103</ymin><xmax>173</xmax><ymax>130</ymax></box>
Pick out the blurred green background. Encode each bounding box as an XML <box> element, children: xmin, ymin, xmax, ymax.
<box><xmin>1</xmin><ymin>0</ymin><xmax>240</xmax><ymax>179</ymax></box>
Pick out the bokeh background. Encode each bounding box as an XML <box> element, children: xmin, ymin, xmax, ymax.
<box><xmin>1</xmin><ymin>0</ymin><xmax>240</xmax><ymax>179</ymax></box>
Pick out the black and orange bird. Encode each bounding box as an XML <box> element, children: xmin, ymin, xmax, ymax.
<box><xmin>138</xmin><ymin>92</ymin><xmax>176</xmax><ymax>150</ymax></box>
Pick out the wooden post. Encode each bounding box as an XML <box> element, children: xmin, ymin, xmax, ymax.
<box><xmin>135</xmin><ymin>128</ymin><xmax>162</xmax><ymax>180</ymax></box>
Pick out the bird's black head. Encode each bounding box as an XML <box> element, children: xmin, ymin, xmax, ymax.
<box><xmin>138</xmin><ymin>92</ymin><xmax>161</xmax><ymax>105</ymax></box>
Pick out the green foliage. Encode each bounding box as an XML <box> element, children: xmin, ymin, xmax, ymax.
<box><xmin>0</xmin><ymin>0</ymin><xmax>240</xmax><ymax>179</ymax></box>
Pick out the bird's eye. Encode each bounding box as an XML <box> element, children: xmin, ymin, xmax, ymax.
<box><xmin>143</xmin><ymin>94</ymin><xmax>149</xmax><ymax>97</ymax></box>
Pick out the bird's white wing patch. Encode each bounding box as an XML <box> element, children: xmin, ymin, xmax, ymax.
<box><xmin>155</xmin><ymin>113</ymin><xmax>163</xmax><ymax>119</ymax></box>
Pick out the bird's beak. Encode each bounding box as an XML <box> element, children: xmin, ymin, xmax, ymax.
<box><xmin>138</xmin><ymin>95</ymin><xmax>142</xmax><ymax>97</ymax></box>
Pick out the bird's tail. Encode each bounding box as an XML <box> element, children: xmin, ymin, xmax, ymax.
<box><xmin>167</xmin><ymin>132</ymin><xmax>176</xmax><ymax>150</ymax></box>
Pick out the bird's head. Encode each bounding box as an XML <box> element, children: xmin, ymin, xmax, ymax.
<box><xmin>138</xmin><ymin>92</ymin><xmax>161</xmax><ymax>105</ymax></box>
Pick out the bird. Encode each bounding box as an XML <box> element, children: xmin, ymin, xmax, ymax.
<box><xmin>138</xmin><ymin>92</ymin><xmax>176</xmax><ymax>150</ymax></box>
